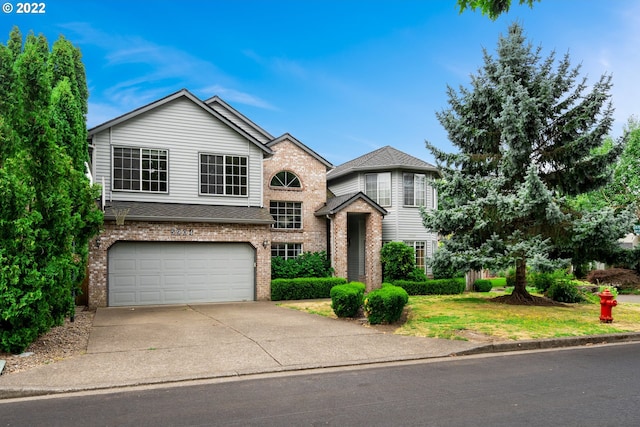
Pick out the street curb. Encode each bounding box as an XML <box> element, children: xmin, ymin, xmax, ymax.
<box><xmin>455</xmin><ymin>332</ymin><xmax>640</xmax><ymax>356</ymax></box>
<box><xmin>3</xmin><ymin>333</ymin><xmax>640</xmax><ymax>400</ymax></box>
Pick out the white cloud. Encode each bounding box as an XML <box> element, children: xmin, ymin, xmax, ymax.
<box><xmin>197</xmin><ymin>85</ymin><xmax>278</xmax><ymax>110</ymax></box>
<box><xmin>60</xmin><ymin>22</ymin><xmax>271</xmax><ymax>124</ymax></box>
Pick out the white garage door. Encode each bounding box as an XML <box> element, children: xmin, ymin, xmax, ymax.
<box><xmin>108</xmin><ymin>242</ymin><xmax>255</xmax><ymax>306</ymax></box>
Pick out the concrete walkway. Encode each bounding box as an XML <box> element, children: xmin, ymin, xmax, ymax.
<box><xmin>1</xmin><ymin>300</ymin><xmax>640</xmax><ymax>399</ymax></box>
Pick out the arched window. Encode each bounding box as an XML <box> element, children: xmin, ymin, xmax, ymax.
<box><xmin>270</xmin><ymin>170</ymin><xmax>301</xmax><ymax>188</ymax></box>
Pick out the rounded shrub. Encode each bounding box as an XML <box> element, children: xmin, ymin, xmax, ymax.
<box><xmin>547</xmin><ymin>280</ymin><xmax>583</xmax><ymax>303</ymax></box>
<box><xmin>473</xmin><ymin>279</ymin><xmax>493</xmax><ymax>292</ymax></box>
<box><xmin>530</xmin><ymin>272</ymin><xmax>555</xmax><ymax>293</ymax></box>
<box><xmin>330</xmin><ymin>282</ymin><xmax>365</xmax><ymax>318</ymax></box>
<box><xmin>363</xmin><ymin>285</ymin><xmax>409</xmax><ymax>324</ymax></box>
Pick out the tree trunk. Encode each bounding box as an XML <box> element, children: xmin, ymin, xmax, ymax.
<box><xmin>508</xmin><ymin>258</ymin><xmax>534</xmax><ymax>303</ymax></box>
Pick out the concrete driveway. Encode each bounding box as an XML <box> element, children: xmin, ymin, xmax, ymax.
<box><xmin>0</xmin><ymin>302</ymin><xmax>480</xmax><ymax>396</ymax></box>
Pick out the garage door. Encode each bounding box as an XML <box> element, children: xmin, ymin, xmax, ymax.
<box><xmin>108</xmin><ymin>242</ymin><xmax>255</xmax><ymax>306</ymax></box>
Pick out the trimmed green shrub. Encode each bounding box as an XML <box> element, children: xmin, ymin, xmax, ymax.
<box><xmin>546</xmin><ymin>280</ymin><xmax>584</xmax><ymax>303</ymax></box>
<box><xmin>330</xmin><ymin>282</ymin><xmax>365</xmax><ymax>318</ymax></box>
<box><xmin>271</xmin><ymin>251</ymin><xmax>333</xmax><ymax>279</ymax></box>
<box><xmin>529</xmin><ymin>272</ymin><xmax>554</xmax><ymax>292</ymax></box>
<box><xmin>408</xmin><ymin>267</ymin><xmax>427</xmax><ymax>282</ymax></box>
<box><xmin>391</xmin><ymin>280</ymin><xmax>427</xmax><ymax>295</ymax></box>
<box><xmin>530</xmin><ymin>270</ymin><xmax>574</xmax><ymax>293</ymax></box>
<box><xmin>473</xmin><ymin>279</ymin><xmax>493</xmax><ymax>292</ymax></box>
<box><xmin>271</xmin><ymin>277</ymin><xmax>347</xmax><ymax>301</ymax></box>
<box><xmin>380</xmin><ymin>242</ymin><xmax>416</xmax><ymax>281</ymax></box>
<box><xmin>392</xmin><ymin>278</ymin><xmax>465</xmax><ymax>295</ymax></box>
<box><xmin>363</xmin><ymin>285</ymin><xmax>409</xmax><ymax>324</ymax></box>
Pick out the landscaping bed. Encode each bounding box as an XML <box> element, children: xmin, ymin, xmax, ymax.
<box><xmin>280</xmin><ymin>291</ymin><xmax>640</xmax><ymax>342</ymax></box>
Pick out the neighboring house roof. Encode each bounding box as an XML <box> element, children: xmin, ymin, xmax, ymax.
<box><xmin>104</xmin><ymin>201</ymin><xmax>274</xmax><ymax>225</ymax></box>
<box><xmin>205</xmin><ymin>95</ymin><xmax>274</xmax><ymax>144</ymax></box>
<box><xmin>326</xmin><ymin>145</ymin><xmax>438</xmax><ymax>181</ymax></box>
<box><xmin>87</xmin><ymin>89</ymin><xmax>273</xmax><ymax>155</ymax></box>
<box><xmin>267</xmin><ymin>133</ymin><xmax>333</xmax><ymax>170</ymax></box>
<box><xmin>314</xmin><ymin>192</ymin><xmax>388</xmax><ymax>216</ymax></box>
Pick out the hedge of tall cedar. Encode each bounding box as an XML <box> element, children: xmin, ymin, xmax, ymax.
<box><xmin>0</xmin><ymin>27</ymin><xmax>103</xmax><ymax>353</ymax></box>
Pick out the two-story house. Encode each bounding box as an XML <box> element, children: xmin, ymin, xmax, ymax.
<box><xmin>326</xmin><ymin>146</ymin><xmax>440</xmax><ymax>277</ymax></box>
<box><xmin>86</xmin><ymin>89</ymin><xmax>435</xmax><ymax>308</ymax></box>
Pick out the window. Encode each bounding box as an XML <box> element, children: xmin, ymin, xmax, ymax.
<box><xmin>113</xmin><ymin>147</ymin><xmax>168</xmax><ymax>192</ymax></box>
<box><xmin>365</xmin><ymin>172</ymin><xmax>391</xmax><ymax>206</ymax></box>
<box><xmin>405</xmin><ymin>241</ymin><xmax>427</xmax><ymax>272</ymax></box>
<box><xmin>270</xmin><ymin>171</ymin><xmax>301</xmax><ymax>188</ymax></box>
<box><xmin>430</xmin><ymin>185</ymin><xmax>437</xmax><ymax>209</ymax></box>
<box><xmin>403</xmin><ymin>173</ymin><xmax>426</xmax><ymax>206</ymax></box>
<box><xmin>270</xmin><ymin>201</ymin><xmax>302</xmax><ymax>229</ymax></box>
<box><xmin>200</xmin><ymin>154</ymin><xmax>247</xmax><ymax>196</ymax></box>
<box><xmin>271</xmin><ymin>243</ymin><xmax>302</xmax><ymax>259</ymax></box>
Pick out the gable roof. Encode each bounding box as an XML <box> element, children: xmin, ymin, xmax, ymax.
<box><xmin>87</xmin><ymin>89</ymin><xmax>272</xmax><ymax>155</ymax></box>
<box><xmin>327</xmin><ymin>145</ymin><xmax>438</xmax><ymax>181</ymax></box>
<box><xmin>205</xmin><ymin>95</ymin><xmax>274</xmax><ymax>144</ymax></box>
<box><xmin>267</xmin><ymin>133</ymin><xmax>333</xmax><ymax>170</ymax></box>
<box><xmin>314</xmin><ymin>192</ymin><xmax>387</xmax><ymax>216</ymax></box>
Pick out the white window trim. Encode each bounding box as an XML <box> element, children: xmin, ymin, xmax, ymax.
<box><xmin>403</xmin><ymin>173</ymin><xmax>427</xmax><ymax>207</ymax></box>
<box><xmin>111</xmin><ymin>146</ymin><xmax>169</xmax><ymax>193</ymax></box>
<box><xmin>270</xmin><ymin>201</ymin><xmax>303</xmax><ymax>230</ymax></box>
<box><xmin>271</xmin><ymin>243</ymin><xmax>303</xmax><ymax>259</ymax></box>
<box><xmin>199</xmin><ymin>152</ymin><xmax>249</xmax><ymax>197</ymax></box>
<box><xmin>365</xmin><ymin>172</ymin><xmax>391</xmax><ymax>207</ymax></box>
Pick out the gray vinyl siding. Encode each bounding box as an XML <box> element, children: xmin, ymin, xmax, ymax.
<box><xmin>93</xmin><ymin>97</ymin><xmax>264</xmax><ymax>207</ymax></box>
<box><xmin>326</xmin><ymin>175</ymin><xmax>360</xmax><ymax>196</ymax></box>
<box><xmin>210</xmin><ymin>103</ymin><xmax>271</xmax><ymax>144</ymax></box>
<box><xmin>329</xmin><ymin>168</ymin><xmax>438</xmax><ymax>247</ymax></box>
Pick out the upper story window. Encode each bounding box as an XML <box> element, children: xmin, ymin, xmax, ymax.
<box><xmin>270</xmin><ymin>201</ymin><xmax>302</xmax><ymax>229</ymax></box>
<box><xmin>270</xmin><ymin>171</ymin><xmax>301</xmax><ymax>189</ymax></box>
<box><xmin>113</xmin><ymin>147</ymin><xmax>168</xmax><ymax>192</ymax></box>
<box><xmin>200</xmin><ymin>154</ymin><xmax>247</xmax><ymax>196</ymax></box>
<box><xmin>365</xmin><ymin>172</ymin><xmax>391</xmax><ymax>206</ymax></box>
<box><xmin>403</xmin><ymin>173</ymin><xmax>426</xmax><ymax>206</ymax></box>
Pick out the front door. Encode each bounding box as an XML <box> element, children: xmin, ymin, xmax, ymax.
<box><xmin>347</xmin><ymin>214</ymin><xmax>366</xmax><ymax>282</ymax></box>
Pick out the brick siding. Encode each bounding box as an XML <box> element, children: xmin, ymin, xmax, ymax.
<box><xmin>263</xmin><ymin>138</ymin><xmax>328</xmax><ymax>253</ymax></box>
<box><xmin>87</xmin><ymin>221</ymin><xmax>271</xmax><ymax>308</ymax></box>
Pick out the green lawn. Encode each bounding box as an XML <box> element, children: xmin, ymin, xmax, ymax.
<box><xmin>280</xmin><ymin>292</ymin><xmax>640</xmax><ymax>342</ymax></box>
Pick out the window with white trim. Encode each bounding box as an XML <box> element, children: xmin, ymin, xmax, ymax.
<box><xmin>365</xmin><ymin>172</ymin><xmax>391</xmax><ymax>206</ymax></box>
<box><xmin>270</xmin><ymin>201</ymin><xmax>302</xmax><ymax>229</ymax></box>
<box><xmin>113</xmin><ymin>147</ymin><xmax>168</xmax><ymax>192</ymax></box>
<box><xmin>430</xmin><ymin>185</ymin><xmax>437</xmax><ymax>209</ymax></box>
<box><xmin>271</xmin><ymin>243</ymin><xmax>302</xmax><ymax>259</ymax></box>
<box><xmin>403</xmin><ymin>173</ymin><xmax>426</xmax><ymax>206</ymax></box>
<box><xmin>270</xmin><ymin>171</ymin><xmax>301</xmax><ymax>188</ymax></box>
<box><xmin>405</xmin><ymin>241</ymin><xmax>427</xmax><ymax>272</ymax></box>
<box><xmin>200</xmin><ymin>154</ymin><xmax>247</xmax><ymax>196</ymax></box>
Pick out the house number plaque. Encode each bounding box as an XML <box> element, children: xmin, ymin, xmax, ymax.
<box><xmin>171</xmin><ymin>228</ymin><xmax>195</xmax><ymax>236</ymax></box>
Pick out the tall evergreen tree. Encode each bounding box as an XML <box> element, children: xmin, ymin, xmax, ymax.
<box><xmin>0</xmin><ymin>28</ymin><xmax>102</xmax><ymax>353</ymax></box>
<box><xmin>422</xmin><ymin>23</ymin><xmax>632</xmax><ymax>303</ymax></box>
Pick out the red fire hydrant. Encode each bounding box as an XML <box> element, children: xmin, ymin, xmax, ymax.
<box><xmin>599</xmin><ymin>288</ymin><xmax>618</xmax><ymax>323</ymax></box>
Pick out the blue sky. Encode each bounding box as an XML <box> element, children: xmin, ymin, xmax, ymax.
<box><xmin>3</xmin><ymin>0</ymin><xmax>639</xmax><ymax>165</ymax></box>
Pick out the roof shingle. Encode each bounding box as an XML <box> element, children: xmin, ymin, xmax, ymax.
<box><xmin>327</xmin><ymin>146</ymin><xmax>437</xmax><ymax>181</ymax></box>
<box><xmin>104</xmin><ymin>201</ymin><xmax>274</xmax><ymax>225</ymax></box>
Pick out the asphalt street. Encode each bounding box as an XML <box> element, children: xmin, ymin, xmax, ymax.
<box><xmin>2</xmin><ymin>342</ymin><xmax>639</xmax><ymax>426</ymax></box>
